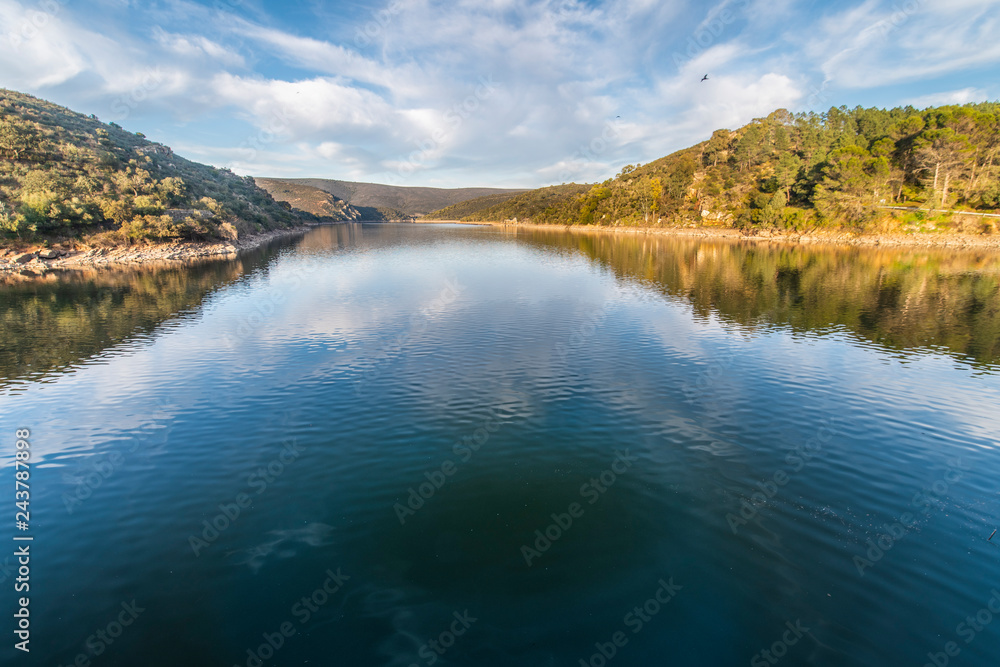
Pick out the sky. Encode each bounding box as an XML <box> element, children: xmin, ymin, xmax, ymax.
<box><xmin>0</xmin><ymin>0</ymin><xmax>998</xmax><ymax>188</ymax></box>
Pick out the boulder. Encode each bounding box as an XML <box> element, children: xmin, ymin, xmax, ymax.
<box><xmin>38</xmin><ymin>249</ymin><xmax>62</xmax><ymax>259</ymax></box>
<box><xmin>12</xmin><ymin>252</ymin><xmax>36</xmax><ymax>264</ymax></box>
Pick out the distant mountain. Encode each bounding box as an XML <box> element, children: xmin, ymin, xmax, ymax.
<box><xmin>428</xmin><ymin>185</ymin><xmax>591</xmax><ymax>221</ymax></box>
<box><xmin>0</xmin><ymin>89</ymin><xmax>306</xmax><ymax>244</ymax></box>
<box><xmin>270</xmin><ymin>178</ymin><xmax>528</xmax><ymax>219</ymax></box>
<box><xmin>254</xmin><ymin>178</ymin><xmax>363</xmax><ymax>222</ymax></box>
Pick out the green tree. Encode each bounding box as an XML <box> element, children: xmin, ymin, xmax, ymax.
<box><xmin>703</xmin><ymin>129</ymin><xmax>731</xmax><ymax>167</ymax></box>
<box><xmin>640</xmin><ymin>177</ymin><xmax>664</xmax><ymax>222</ymax></box>
<box><xmin>774</xmin><ymin>153</ymin><xmax>802</xmax><ymax>199</ymax></box>
<box><xmin>0</xmin><ymin>118</ymin><xmax>40</xmax><ymax>160</ymax></box>
<box><xmin>732</xmin><ymin>123</ymin><xmax>766</xmax><ymax>172</ymax></box>
<box><xmin>914</xmin><ymin>128</ymin><xmax>972</xmax><ymax>208</ymax></box>
<box><xmin>813</xmin><ymin>146</ymin><xmax>881</xmax><ymax>224</ymax></box>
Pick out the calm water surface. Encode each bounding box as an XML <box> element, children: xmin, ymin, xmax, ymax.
<box><xmin>1</xmin><ymin>223</ymin><xmax>999</xmax><ymax>666</ymax></box>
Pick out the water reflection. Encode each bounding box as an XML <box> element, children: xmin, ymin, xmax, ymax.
<box><xmin>510</xmin><ymin>228</ymin><xmax>1000</xmax><ymax>367</ymax></box>
<box><xmin>0</xmin><ymin>236</ymin><xmax>304</xmax><ymax>386</ymax></box>
<box><xmin>2</xmin><ymin>225</ymin><xmax>997</xmax><ymax>390</ymax></box>
<box><xmin>5</xmin><ymin>223</ymin><xmax>1000</xmax><ymax>666</ymax></box>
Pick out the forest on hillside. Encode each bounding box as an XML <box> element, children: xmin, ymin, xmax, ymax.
<box><xmin>0</xmin><ymin>90</ymin><xmax>303</xmax><ymax>244</ymax></box>
<box><xmin>437</xmin><ymin>103</ymin><xmax>1000</xmax><ymax>234</ymax></box>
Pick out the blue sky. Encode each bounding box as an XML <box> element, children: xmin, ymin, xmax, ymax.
<box><xmin>1</xmin><ymin>0</ymin><xmax>998</xmax><ymax>188</ymax></box>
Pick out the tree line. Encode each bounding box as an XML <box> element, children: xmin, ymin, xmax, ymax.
<box><xmin>445</xmin><ymin>102</ymin><xmax>1000</xmax><ymax>234</ymax></box>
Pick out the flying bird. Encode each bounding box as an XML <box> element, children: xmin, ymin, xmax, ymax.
<box><xmin>701</xmin><ymin>74</ymin><xmax>709</xmax><ymax>82</ymax></box>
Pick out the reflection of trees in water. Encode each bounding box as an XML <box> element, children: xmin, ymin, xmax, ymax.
<box><xmin>2</xmin><ymin>224</ymin><xmax>997</xmax><ymax>387</ymax></box>
<box><xmin>0</xmin><ymin>240</ymin><xmax>289</xmax><ymax>385</ymax></box>
<box><xmin>514</xmin><ymin>229</ymin><xmax>1000</xmax><ymax>367</ymax></box>
<box><xmin>0</xmin><ymin>223</ymin><xmax>422</xmax><ymax>386</ymax></box>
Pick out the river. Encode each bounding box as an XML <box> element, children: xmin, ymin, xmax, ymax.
<box><xmin>1</xmin><ymin>223</ymin><xmax>999</xmax><ymax>666</ymax></box>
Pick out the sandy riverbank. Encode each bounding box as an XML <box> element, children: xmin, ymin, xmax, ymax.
<box><xmin>417</xmin><ymin>219</ymin><xmax>1000</xmax><ymax>251</ymax></box>
<box><xmin>0</xmin><ymin>225</ymin><xmax>321</xmax><ymax>277</ymax></box>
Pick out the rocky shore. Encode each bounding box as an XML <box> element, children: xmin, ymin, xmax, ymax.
<box><xmin>0</xmin><ymin>225</ymin><xmax>317</xmax><ymax>278</ymax></box>
<box><xmin>4</xmin><ymin>220</ymin><xmax>998</xmax><ymax>281</ymax></box>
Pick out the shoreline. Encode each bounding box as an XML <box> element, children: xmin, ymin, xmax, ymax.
<box><xmin>4</xmin><ymin>218</ymin><xmax>999</xmax><ymax>278</ymax></box>
<box><xmin>416</xmin><ymin>219</ymin><xmax>1000</xmax><ymax>251</ymax></box>
<box><xmin>0</xmin><ymin>224</ymin><xmax>322</xmax><ymax>277</ymax></box>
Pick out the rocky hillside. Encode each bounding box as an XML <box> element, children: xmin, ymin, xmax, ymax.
<box><xmin>254</xmin><ymin>178</ymin><xmax>363</xmax><ymax>221</ymax></box>
<box><xmin>0</xmin><ymin>89</ymin><xmax>306</xmax><ymax>245</ymax></box>
<box><xmin>274</xmin><ymin>178</ymin><xmax>527</xmax><ymax>219</ymax></box>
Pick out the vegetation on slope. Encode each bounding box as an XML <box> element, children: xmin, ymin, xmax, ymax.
<box><xmin>280</xmin><ymin>178</ymin><xmax>527</xmax><ymax>219</ymax></box>
<box><xmin>428</xmin><ymin>186</ymin><xmax>588</xmax><ymax>221</ymax></box>
<box><xmin>0</xmin><ymin>89</ymin><xmax>305</xmax><ymax>245</ymax></box>
<box><xmin>447</xmin><ymin>103</ymin><xmax>1000</xmax><ymax>235</ymax></box>
<box><xmin>425</xmin><ymin>191</ymin><xmax>528</xmax><ymax>219</ymax></box>
<box><xmin>253</xmin><ymin>178</ymin><xmax>363</xmax><ymax>221</ymax></box>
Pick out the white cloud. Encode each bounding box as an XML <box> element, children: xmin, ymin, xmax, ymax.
<box><xmin>809</xmin><ymin>0</ymin><xmax>1000</xmax><ymax>88</ymax></box>
<box><xmin>0</xmin><ymin>0</ymin><xmax>90</xmax><ymax>87</ymax></box>
<box><xmin>152</xmin><ymin>27</ymin><xmax>246</xmax><ymax>67</ymax></box>
<box><xmin>903</xmin><ymin>87</ymin><xmax>990</xmax><ymax>109</ymax></box>
<box><xmin>210</xmin><ymin>73</ymin><xmax>400</xmax><ymax>132</ymax></box>
<box><xmin>1</xmin><ymin>0</ymin><xmax>997</xmax><ymax>187</ymax></box>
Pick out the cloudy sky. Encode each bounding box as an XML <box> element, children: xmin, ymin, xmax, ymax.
<box><xmin>1</xmin><ymin>0</ymin><xmax>998</xmax><ymax>188</ymax></box>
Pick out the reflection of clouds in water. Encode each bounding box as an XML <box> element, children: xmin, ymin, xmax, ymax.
<box><xmin>231</xmin><ymin>522</ymin><xmax>336</xmax><ymax>573</ymax></box>
<box><xmin>362</xmin><ymin>586</ymin><xmax>428</xmax><ymax>667</ymax></box>
<box><xmin>56</xmin><ymin>396</ymin><xmax>176</xmax><ymax>476</ymax></box>
<box><xmin>360</xmin><ymin>579</ymin><xmax>556</xmax><ymax>666</ymax></box>
<box><xmin>362</xmin><ymin>585</ymin><xmax>495</xmax><ymax>667</ymax></box>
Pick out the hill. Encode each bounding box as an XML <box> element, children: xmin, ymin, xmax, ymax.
<box><xmin>273</xmin><ymin>178</ymin><xmax>527</xmax><ymax>219</ymax></box>
<box><xmin>429</xmin><ymin>184</ymin><xmax>592</xmax><ymax>221</ymax></box>
<box><xmin>0</xmin><ymin>89</ymin><xmax>306</xmax><ymax>245</ymax></box>
<box><xmin>253</xmin><ymin>178</ymin><xmax>363</xmax><ymax>221</ymax></box>
<box><xmin>426</xmin><ymin>190</ymin><xmax>544</xmax><ymax>220</ymax></box>
<box><xmin>438</xmin><ymin>103</ymin><xmax>1000</xmax><ymax>235</ymax></box>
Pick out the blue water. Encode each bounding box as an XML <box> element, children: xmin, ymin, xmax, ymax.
<box><xmin>1</xmin><ymin>223</ymin><xmax>999</xmax><ymax>666</ymax></box>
